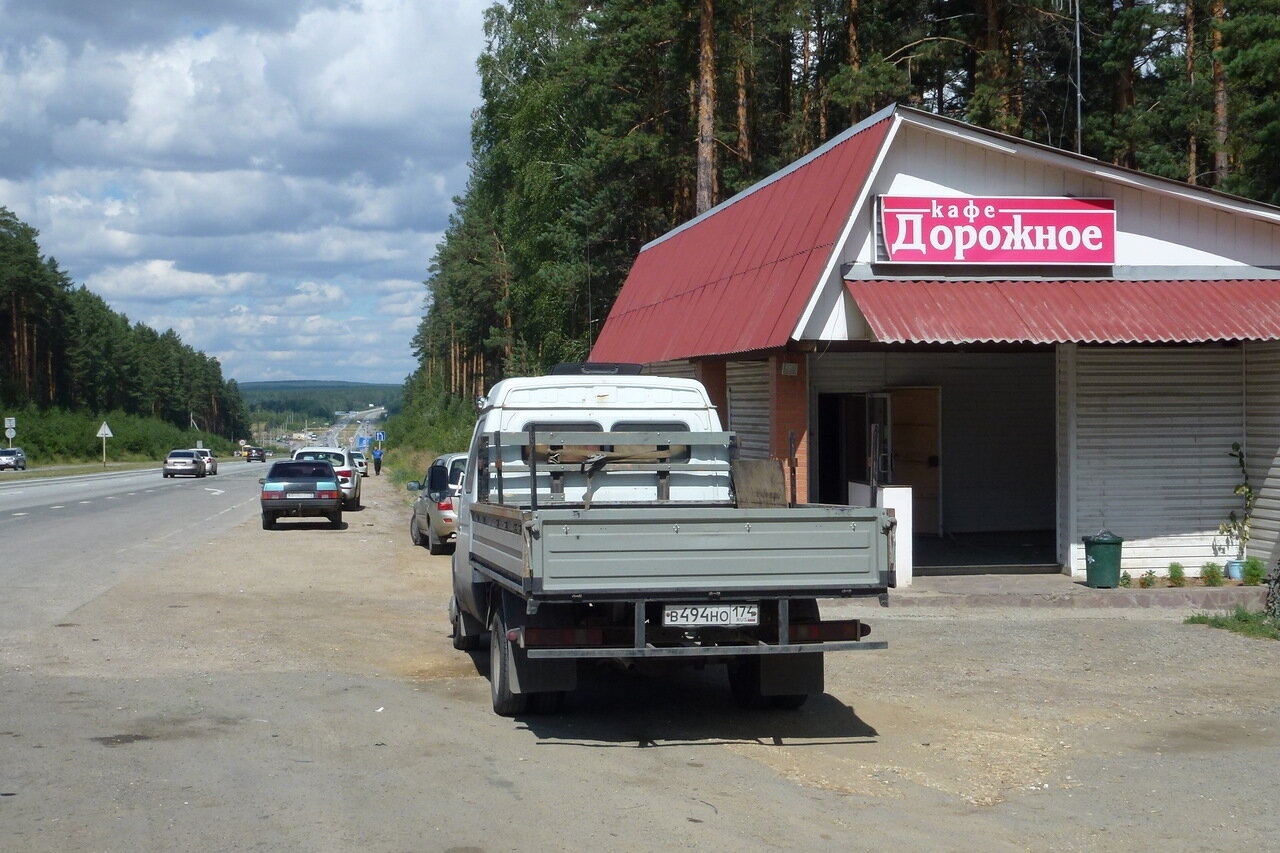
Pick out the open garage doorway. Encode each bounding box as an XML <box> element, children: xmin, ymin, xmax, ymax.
<box><xmin>812</xmin><ymin>351</ymin><xmax>1059</xmax><ymax>574</ymax></box>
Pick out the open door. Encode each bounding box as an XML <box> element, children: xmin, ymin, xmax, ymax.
<box><xmin>889</xmin><ymin>387</ymin><xmax>941</xmax><ymax>536</ymax></box>
<box><xmin>815</xmin><ymin>393</ymin><xmax>889</xmax><ymax>504</ymax></box>
<box><xmin>816</xmin><ymin>388</ymin><xmax>939</xmax><ymax>532</ymax></box>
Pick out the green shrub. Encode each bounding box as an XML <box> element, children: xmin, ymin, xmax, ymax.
<box><xmin>1119</xmin><ymin>571</ymin><xmax>1132</xmax><ymax>588</ymax></box>
<box><xmin>1139</xmin><ymin>569</ymin><xmax>1158</xmax><ymax>589</ymax></box>
<box><xmin>1242</xmin><ymin>557</ymin><xmax>1266</xmax><ymax>586</ymax></box>
<box><xmin>1202</xmin><ymin>562</ymin><xmax>1225</xmax><ymax>587</ymax></box>
<box><xmin>1168</xmin><ymin>562</ymin><xmax>1186</xmax><ymax>587</ymax></box>
<box><xmin>1</xmin><ymin>404</ymin><xmax>234</xmax><ymax>463</ymax></box>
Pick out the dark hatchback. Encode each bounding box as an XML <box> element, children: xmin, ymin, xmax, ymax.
<box><xmin>259</xmin><ymin>459</ymin><xmax>343</xmax><ymax>530</ymax></box>
<box><xmin>244</xmin><ymin>446</ymin><xmax>267</xmax><ymax>462</ymax></box>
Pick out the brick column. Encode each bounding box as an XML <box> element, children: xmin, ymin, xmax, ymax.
<box><xmin>769</xmin><ymin>353</ymin><xmax>809</xmax><ymax>504</ymax></box>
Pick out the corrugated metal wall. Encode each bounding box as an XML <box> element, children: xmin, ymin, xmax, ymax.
<box><xmin>1069</xmin><ymin>346</ymin><xmax>1244</xmax><ymax>574</ymax></box>
<box><xmin>644</xmin><ymin>360</ymin><xmax>696</xmax><ymax>379</ymax></box>
<box><xmin>726</xmin><ymin>361</ymin><xmax>771</xmax><ymax>459</ymax></box>
<box><xmin>809</xmin><ymin>351</ymin><xmax>1055</xmax><ymax>531</ymax></box>
<box><xmin>1246</xmin><ymin>341</ymin><xmax>1280</xmax><ymax>571</ymax></box>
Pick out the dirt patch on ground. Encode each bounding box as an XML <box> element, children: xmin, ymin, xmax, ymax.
<box><xmin>732</xmin><ymin>602</ymin><xmax>1280</xmax><ymax>807</ymax></box>
<box><xmin>15</xmin><ymin>473</ymin><xmax>1280</xmax><ymax>821</ymax></box>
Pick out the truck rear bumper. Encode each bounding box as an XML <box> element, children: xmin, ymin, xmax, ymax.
<box><xmin>522</xmin><ymin>638</ymin><xmax>887</xmax><ymax>659</ymax></box>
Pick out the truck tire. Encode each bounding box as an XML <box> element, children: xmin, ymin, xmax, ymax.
<box><xmin>409</xmin><ymin>519</ymin><xmax>423</xmax><ymax>547</ymax></box>
<box><xmin>530</xmin><ymin>690</ymin><xmax>566</xmax><ymax>714</ymax></box>
<box><xmin>489</xmin><ymin>610</ymin><xmax>529</xmax><ymax>716</ymax></box>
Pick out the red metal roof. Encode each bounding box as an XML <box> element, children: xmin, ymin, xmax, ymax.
<box><xmin>591</xmin><ymin>116</ymin><xmax>894</xmax><ymax>364</ymax></box>
<box><xmin>846</xmin><ymin>279</ymin><xmax>1280</xmax><ymax>344</ymax></box>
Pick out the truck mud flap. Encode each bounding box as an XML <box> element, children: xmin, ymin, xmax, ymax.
<box><xmin>496</xmin><ymin>595</ymin><xmax>577</xmax><ymax>694</ymax></box>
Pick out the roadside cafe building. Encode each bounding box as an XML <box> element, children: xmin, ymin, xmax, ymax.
<box><xmin>590</xmin><ymin>104</ymin><xmax>1280</xmax><ymax>586</ymax></box>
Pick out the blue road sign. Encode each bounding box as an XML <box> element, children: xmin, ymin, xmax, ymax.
<box><xmin>374</xmin><ymin>430</ymin><xmax>386</xmax><ymax>442</ymax></box>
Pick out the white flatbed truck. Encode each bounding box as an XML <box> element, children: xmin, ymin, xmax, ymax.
<box><xmin>439</xmin><ymin>366</ymin><xmax>895</xmax><ymax>715</ymax></box>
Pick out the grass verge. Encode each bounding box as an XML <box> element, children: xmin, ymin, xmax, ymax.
<box><xmin>1185</xmin><ymin>606</ymin><xmax>1280</xmax><ymax>640</ymax></box>
<box><xmin>0</xmin><ymin>460</ymin><xmax>160</xmax><ymax>480</ymax></box>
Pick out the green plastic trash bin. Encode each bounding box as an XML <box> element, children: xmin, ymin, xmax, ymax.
<box><xmin>1083</xmin><ymin>530</ymin><xmax>1123</xmax><ymax>588</ymax></box>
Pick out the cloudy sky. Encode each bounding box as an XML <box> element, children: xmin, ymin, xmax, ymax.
<box><xmin>0</xmin><ymin>0</ymin><xmax>488</xmax><ymax>385</ymax></box>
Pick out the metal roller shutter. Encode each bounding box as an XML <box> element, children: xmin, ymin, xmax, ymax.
<box><xmin>726</xmin><ymin>361</ymin><xmax>770</xmax><ymax>459</ymax></box>
<box><xmin>1245</xmin><ymin>342</ymin><xmax>1280</xmax><ymax>570</ymax></box>
<box><xmin>1072</xmin><ymin>346</ymin><xmax>1244</xmax><ymax>574</ymax></box>
<box><xmin>644</xmin><ymin>360</ymin><xmax>696</xmax><ymax>379</ymax></box>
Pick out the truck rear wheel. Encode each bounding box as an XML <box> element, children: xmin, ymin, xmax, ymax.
<box><xmin>489</xmin><ymin>609</ymin><xmax>529</xmax><ymax>716</ymax></box>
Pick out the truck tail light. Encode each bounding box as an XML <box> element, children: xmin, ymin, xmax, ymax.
<box><xmin>436</xmin><ymin>496</ymin><xmax>454</xmax><ymax>511</ymax></box>
<box><xmin>788</xmin><ymin>619</ymin><xmax>871</xmax><ymax>643</ymax></box>
<box><xmin>519</xmin><ymin>626</ymin><xmax>606</xmax><ymax>648</ymax></box>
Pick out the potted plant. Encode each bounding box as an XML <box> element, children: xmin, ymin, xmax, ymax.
<box><xmin>1214</xmin><ymin>442</ymin><xmax>1255</xmax><ymax>580</ymax></box>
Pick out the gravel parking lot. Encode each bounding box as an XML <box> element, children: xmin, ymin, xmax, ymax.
<box><xmin>3</xmin><ymin>472</ymin><xmax>1278</xmax><ymax>850</ymax></box>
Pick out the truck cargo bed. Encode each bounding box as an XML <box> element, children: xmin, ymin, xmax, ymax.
<box><xmin>469</xmin><ymin>503</ymin><xmax>894</xmax><ymax>602</ymax></box>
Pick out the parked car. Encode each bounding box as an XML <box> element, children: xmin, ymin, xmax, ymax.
<box><xmin>163</xmin><ymin>449</ymin><xmax>206</xmax><ymax>478</ymax></box>
<box><xmin>351</xmin><ymin>450</ymin><xmax>369</xmax><ymax>477</ymax></box>
<box><xmin>244</xmin><ymin>446</ymin><xmax>267</xmax><ymax>462</ymax></box>
<box><xmin>407</xmin><ymin>451</ymin><xmax>467</xmax><ymax>554</ymax></box>
<box><xmin>0</xmin><ymin>447</ymin><xmax>27</xmax><ymax>471</ymax></box>
<box><xmin>291</xmin><ymin>446</ymin><xmax>361</xmax><ymax>508</ymax></box>
<box><xmin>192</xmin><ymin>448</ymin><xmax>218</xmax><ymax>475</ymax></box>
<box><xmin>259</xmin><ymin>459</ymin><xmax>343</xmax><ymax>529</ymax></box>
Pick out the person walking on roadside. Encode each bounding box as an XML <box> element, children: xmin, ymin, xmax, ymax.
<box><xmin>372</xmin><ymin>446</ymin><xmax>384</xmax><ymax>475</ymax></box>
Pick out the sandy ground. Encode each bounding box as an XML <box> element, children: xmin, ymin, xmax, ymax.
<box><xmin>5</xmin><ymin>470</ymin><xmax>1279</xmax><ymax>850</ymax></box>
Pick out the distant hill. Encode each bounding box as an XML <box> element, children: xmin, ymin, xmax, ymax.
<box><xmin>239</xmin><ymin>380</ymin><xmax>403</xmax><ymax>416</ymax></box>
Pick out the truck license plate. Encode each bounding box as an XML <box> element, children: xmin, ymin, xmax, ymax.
<box><xmin>663</xmin><ymin>604</ymin><xmax>758</xmax><ymax>628</ymax></box>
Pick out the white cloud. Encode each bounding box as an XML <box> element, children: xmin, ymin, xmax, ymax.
<box><xmin>0</xmin><ymin>0</ymin><xmax>485</xmax><ymax>383</ymax></box>
<box><xmin>88</xmin><ymin>259</ymin><xmax>261</xmax><ymax>301</ymax></box>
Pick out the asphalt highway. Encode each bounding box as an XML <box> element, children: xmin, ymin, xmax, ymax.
<box><xmin>0</xmin><ymin>463</ymin><xmax>262</xmax><ymax>633</ymax></box>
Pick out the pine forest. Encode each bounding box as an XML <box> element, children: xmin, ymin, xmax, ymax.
<box><xmin>0</xmin><ymin>206</ymin><xmax>250</xmax><ymax>447</ymax></box>
<box><xmin>411</xmin><ymin>0</ymin><xmax>1280</xmax><ymax>402</ymax></box>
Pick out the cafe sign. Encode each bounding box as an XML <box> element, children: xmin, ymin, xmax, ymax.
<box><xmin>878</xmin><ymin>196</ymin><xmax>1116</xmax><ymax>265</ymax></box>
